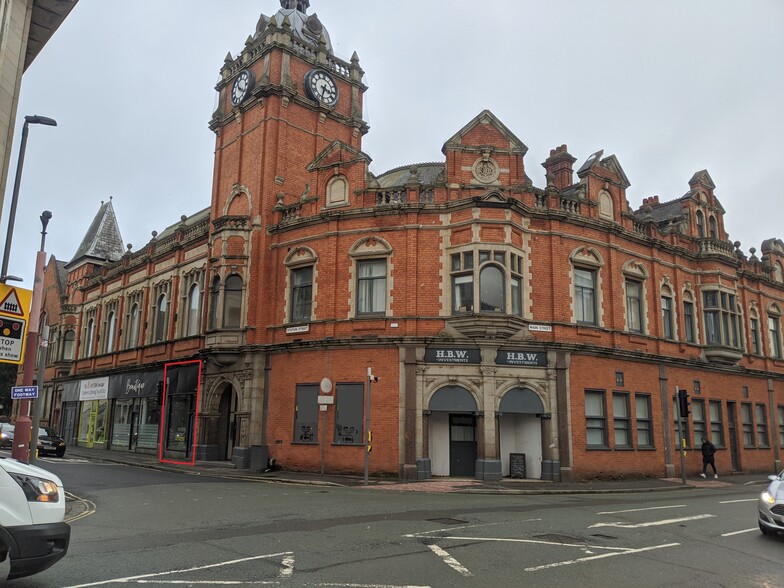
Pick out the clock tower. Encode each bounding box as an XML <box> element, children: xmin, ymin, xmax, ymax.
<box><xmin>206</xmin><ymin>1</ymin><xmax>369</xmax><ymax>347</ymax></box>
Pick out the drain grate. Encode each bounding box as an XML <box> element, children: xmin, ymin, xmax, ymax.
<box><xmin>426</xmin><ymin>518</ymin><xmax>469</xmax><ymax>525</ymax></box>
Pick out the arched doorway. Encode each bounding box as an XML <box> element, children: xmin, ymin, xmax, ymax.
<box><xmin>428</xmin><ymin>386</ymin><xmax>477</xmax><ymax>477</ymax></box>
<box><xmin>216</xmin><ymin>385</ymin><xmax>238</xmax><ymax>461</ymax></box>
<box><xmin>498</xmin><ymin>387</ymin><xmax>545</xmax><ymax>479</ymax></box>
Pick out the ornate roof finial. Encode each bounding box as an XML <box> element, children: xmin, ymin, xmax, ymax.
<box><xmin>280</xmin><ymin>0</ymin><xmax>309</xmax><ymax>12</ymax></box>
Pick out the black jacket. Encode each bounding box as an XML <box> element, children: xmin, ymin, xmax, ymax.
<box><xmin>701</xmin><ymin>440</ymin><xmax>716</xmax><ymax>459</ymax></box>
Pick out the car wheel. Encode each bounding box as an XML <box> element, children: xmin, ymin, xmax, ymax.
<box><xmin>759</xmin><ymin>522</ymin><xmax>773</xmax><ymax>536</ymax></box>
<box><xmin>55</xmin><ymin>448</ymin><xmax>65</xmax><ymax>458</ymax></box>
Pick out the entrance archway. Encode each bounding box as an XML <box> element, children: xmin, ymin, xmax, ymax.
<box><xmin>498</xmin><ymin>387</ymin><xmax>545</xmax><ymax>479</ymax></box>
<box><xmin>216</xmin><ymin>385</ymin><xmax>239</xmax><ymax>461</ymax></box>
<box><xmin>427</xmin><ymin>386</ymin><xmax>477</xmax><ymax>477</ymax></box>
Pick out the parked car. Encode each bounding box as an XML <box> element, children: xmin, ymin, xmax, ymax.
<box><xmin>37</xmin><ymin>428</ymin><xmax>66</xmax><ymax>458</ymax></box>
<box><xmin>0</xmin><ymin>457</ymin><xmax>70</xmax><ymax>580</ymax></box>
<box><xmin>758</xmin><ymin>470</ymin><xmax>784</xmax><ymax>536</ymax></box>
<box><xmin>0</xmin><ymin>423</ymin><xmax>13</xmax><ymax>449</ymax></box>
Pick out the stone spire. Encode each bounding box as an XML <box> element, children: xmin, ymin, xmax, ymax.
<box><xmin>68</xmin><ymin>198</ymin><xmax>125</xmax><ymax>265</ymax></box>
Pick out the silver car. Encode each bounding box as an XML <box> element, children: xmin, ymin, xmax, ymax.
<box><xmin>759</xmin><ymin>470</ymin><xmax>784</xmax><ymax>536</ymax></box>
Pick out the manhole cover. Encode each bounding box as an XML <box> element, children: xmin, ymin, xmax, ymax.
<box><xmin>426</xmin><ymin>518</ymin><xmax>469</xmax><ymax>525</ymax></box>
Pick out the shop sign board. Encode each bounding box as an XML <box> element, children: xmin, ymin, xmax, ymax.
<box><xmin>424</xmin><ymin>347</ymin><xmax>481</xmax><ymax>364</ymax></box>
<box><xmin>0</xmin><ymin>284</ymin><xmax>32</xmax><ymax>365</ymax></box>
<box><xmin>495</xmin><ymin>350</ymin><xmax>548</xmax><ymax>367</ymax></box>
<box><xmin>79</xmin><ymin>377</ymin><xmax>109</xmax><ymax>401</ymax></box>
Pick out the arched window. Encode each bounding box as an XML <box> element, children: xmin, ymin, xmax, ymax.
<box><xmin>599</xmin><ymin>191</ymin><xmax>614</xmax><ymax>220</ymax></box>
<box><xmin>127</xmin><ymin>303</ymin><xmax>139</xmax><ymax>348</ymax></box>
<box><xmin>749</xmin><ymin>306</ymin><xmax>761</xmax><ymax>355</ymax></box>
<box><xmin>186</xmin><ymin>284</ymin><xmax>201</xmax><ymax>336</ymax></box>
<box><xmin>62</xmin><ymin>330</ymin><xmax>75</xmax><ymax>360</ymax></box>
<box><xmin>222</xmin><ymin>275</ymin><xmax>243</xmax><ymax>328</ymax></box>
<box><xmin>154</xmin><ymin>293</ymin><xmax>168</xmax><ymax>342</ymax></box>
<box><xmin>709</xmin><ymin>215</ymin><xmax>717</xmax><ymax>239</ymax></box>
<box><xmin>48</xmin><ymin>329</ymin><xmax>59</xmax><ymax>364</ymax></box>
<box><xmin>660</xmin><ymin>285</ymin><xmax>674</xmax><ymax>340</ymax></box>
<box><xmin>104</xmin><ymin>311</ymin><xmax>116</xmax><ymax>353</ymax></box>
<box><xmin>696</xmin><ymin>210</ymin><xmax>705</xmax><ymax>238</ymax></box>
<box><xmin>683</xmin><ymin>290</ymin><xmax>696</xmax><ymax>343</ymax></box>
<box><xmin>479</xmin><ymin>265</ymin><xmax>504</xmax><ymax>312</ymax></box>
<box><xmin>208</xmin><ymin>276</ymin><xmax>220</xmax><ymax>330</ymax></box>
<box><xmin>85</xmin><ymin>318</ymin><xmax>95</xmax><ymax>357</ymax></box>
<box><xmin>769</xmin><ymin>304</ymin><xmax>782</xmax><ymax>359</ymax></box>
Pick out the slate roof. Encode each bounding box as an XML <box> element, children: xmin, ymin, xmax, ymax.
<box><xmin>375</xmin><ymin>163</ymin><xmax>444</xmax><ymax>189</ymax></box>
<box><xmin>69</xmin><ymin>200</ymin><xmax>125</xmax><ymax>264</ymax></box>
<box><xmin>151</xmin><ymin>207</ymin><xmax>211</xmax><ymax>243</ymax></box>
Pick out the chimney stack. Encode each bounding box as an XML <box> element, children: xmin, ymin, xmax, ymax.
<box><xmin>542</xmin><ymin>144</ymin><xmax>577</xmax><ymax>191</ymax></box>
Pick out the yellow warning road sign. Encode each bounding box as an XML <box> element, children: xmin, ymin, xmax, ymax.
<box><xmin>0</xmin><ymin>284</ymin><xmax>32</xmax><ymax>364</ymax></box>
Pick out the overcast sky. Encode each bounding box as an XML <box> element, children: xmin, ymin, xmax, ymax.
<box><xmin>2</xmin><ymin>0</ymin><xmax>782</xmax><ymax>286</ymax></box>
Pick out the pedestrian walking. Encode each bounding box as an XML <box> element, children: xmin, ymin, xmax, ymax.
<box><xmin>700</xmin><ymin>437</ymin><xmax>718</xmax><ymax>479</ymax></box>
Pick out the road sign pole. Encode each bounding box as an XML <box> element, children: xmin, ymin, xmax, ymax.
<box><xmin>11</xmin><ymin>249</ymin><xmax>45</xmax><ymax>463</ymax></box>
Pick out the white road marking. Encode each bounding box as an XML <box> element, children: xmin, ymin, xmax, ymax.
<box><xmin>404</xmin><ymin>518</ymin><xmax>541</xmax><ymax>538</ymax></box>
<box><xmin>721</xmin><ymin>528</ymin><xmax>758</xmax><ymax>537</ymax></box>
<box><xmin>427</xmin><ymin>544</ymin><xmax>472</xmax><ymax>577</ymax></box>
<box><xmin>589</xmin><ymin>514</ymin><xmax>715</xmax><ymax>528</ymax></box>
<box><xmin>719</xmin><ymin>499</ymin><xmax>758</xmax><ymax>504</ymax></box>
<box><xmin>60</xmin><ymin>552</ymin><xmax>295</xmax><ymax>588</ymax></box>
<box><xmin>524</xmin><ymin>543</ymin><xmax>680</xmax><ymax>571</ymax></box>
<box><xmin>426</xmin><ymin>535</ymin><xmax>633</xmax><ymax>552</ymax></box>
<box><xmin>280</xmin><ymin>554</ymin><xmax>295</xmax><ymax>578</ymax></box>
<box><xmin>597</xmin><ymin>505</ymin><xmax>686</xmax><ymax>515</ymax></box>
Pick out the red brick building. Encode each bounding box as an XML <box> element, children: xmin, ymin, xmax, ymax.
<box><xmin>30</xmin><ymin>0</ymin><xmax>784</xmax><ymax>481</ymax></box>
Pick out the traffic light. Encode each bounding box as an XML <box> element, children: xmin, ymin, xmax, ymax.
<box><xmin>677</xmin><ymin>388</ymin><xmax>690</xmax><ymax>418</ymax></box>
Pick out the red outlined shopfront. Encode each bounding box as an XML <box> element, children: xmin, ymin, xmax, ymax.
<box><xmin>158</xmin><ymin>359</ymin><xmax>202</xmax><ymax>465</ymax></box>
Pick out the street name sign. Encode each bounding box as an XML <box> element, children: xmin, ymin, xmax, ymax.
<box><xmin>11</xmin><ymin>385</ymin><xmax>38</xmax><ymax>399</ymax></box>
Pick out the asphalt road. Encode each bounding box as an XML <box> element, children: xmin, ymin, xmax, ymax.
<box><xmin>5</xmin><ymin>455</ymin><xmax>783</xmax><ymax>587</ymax></box>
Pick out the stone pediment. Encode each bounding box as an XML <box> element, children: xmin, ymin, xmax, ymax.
<box><xmin>441</xmin><ymin>109</ymin><xmax>528</xmax><ymax>156</ymax></box>
<box><xmin>307</xmin><ymin>140</ymin><xmax>371</xmax><ymax>172</ymax></box>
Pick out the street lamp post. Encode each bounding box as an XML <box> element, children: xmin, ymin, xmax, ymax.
<box><xmin>1</xmin><ymin>115</ymin><xmax>57</xmax><ymax>283</ymax></box>
<box><xmin>29</xmin><ymin>211</ymin><xmax>51</xmax><ymax>466</ymax></box>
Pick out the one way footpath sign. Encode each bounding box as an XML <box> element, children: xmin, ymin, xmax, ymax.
<box><xmin>0</xmin><ymin>283</ymin><xmax>32</xmax><ymax>365</ymax></box>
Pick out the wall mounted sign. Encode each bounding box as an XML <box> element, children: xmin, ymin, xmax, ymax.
<box><xmin>424</xmin><ymin>347</ymin><xmax>481</xmax><ymax>364</ymax></box>
<box><xmin>495</xmin><ymin>350</ymin><xmax>547</xmax><ymax>367</ymax></box>
<box><xmin>527</xmin><ymin>324</ymin><xmax>552</xmax><ymax>332</ymax></box>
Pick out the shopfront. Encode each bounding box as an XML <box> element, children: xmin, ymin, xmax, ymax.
<box><xmin>77</xmin><ymin>377</ymin><xmax>109</xmax><ymax>448</ymax></box>
<box><xmin>108</xmin><ymin>369</ymin><xmax>163</xmax><ymax>453</ymax></box>
<box><xmin>160</xmin><ymin>360</ymin><xmax>202</xmax><ymax>464</ymax></box>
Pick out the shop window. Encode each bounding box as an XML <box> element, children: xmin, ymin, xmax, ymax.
<box><xmin>612</xmin><ymin>392</ymin><xmax>631</xmax><ymax>448</ymax></box>
<box><xmin>294</xmin><ymin>384</ymin><xmax>319</xmax><ymax>444</ymax></box>
<box><xmin>290</xmin><ymin>266</ymin><xmax>313</xmax><ymax>323</ymax></box>
<box><xmin>709</xmin><ymin>400</ymin><xmax>724</xmax><ymax>448</ymax></box>
<box><xmin>768</xmin><ymin>305</ymin><xmax>782</xmax><ymax>358</ymax></box>
<box><xmin>635</xmin><ymin>394</ymin><xmax>653</xmax><ymax>448</ymax></box>
<box><xmin>585</xmin><ymin>390</ymin><xmax>607</xmax><ymax>448</ymax></box>
<box><xmin>661</xmin><ymin>287</ymin><xmax>674</xmax><ymax>340</ymax></box>
<box><xmin>334</xmin><ymin>383</ymin><xmax>364</xmax><ymax>445</ymax></box>
<box><xmin>692</xmin><ymin>399</ymin><xmax>706</xmax><ymax>447</ymax></box>
<box><xmin>741</xmin><ymin>403</ymin><xmax>754</xmax><ymax>447</ymax></box>
<box><xmin>702</xmin><ymin>290</ymin><xmax>741</xmax><ymax>348</ymax></box>
<box><xmin>756</xmin><ymin>404</ymin><xmax>769</xmax><ymax>447</ymax></box>
<box><xmin>695</xmin><ymin>210</ymin><xmax>705</xmax><ymax>238</ymax></box>
<box><xmin>222</xmin><ymin>274</ymin><xmax>243</xmax><ymax>328</ymax></box>
<box><xmin>357</xmin><ymin>259</ymin><xmax>387</xmax><ymax>315</ymax></box>
<box><xmin>62</xmin><ymin>329</ymin><xmax>75</xmax><ymax>361</ymax></box>
<box><xmin>575</xmin><ymin>267</ymin><xmax>597</xmax><ymax>325</ymax></box>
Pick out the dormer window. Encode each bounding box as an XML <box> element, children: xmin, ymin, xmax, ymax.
<box><xmin>696</xmin><ymin>210</ymin><xmax>706</xmax><ymax>238</ymax></box>
<box><xmin>709</xmin><ymin>215</ymin><xmax>717</xmax><ymax>239</ymax></box>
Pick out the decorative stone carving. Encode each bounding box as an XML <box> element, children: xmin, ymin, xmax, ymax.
<box><xmin>472</xmin><ymin>155</ymin><xmax>500</xmax><ymax>184</ymax></box>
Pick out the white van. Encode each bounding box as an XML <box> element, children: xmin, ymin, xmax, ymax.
<box><xmin>0</xmin><ymin>457</ymin><xmax>70</xmax><ymax>580</ymax></box>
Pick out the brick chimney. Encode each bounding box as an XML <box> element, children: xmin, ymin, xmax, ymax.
<box><xmin>542</xmin><ymin>145</ymin><xmax>577</xmax><ymax>191</ymax></box>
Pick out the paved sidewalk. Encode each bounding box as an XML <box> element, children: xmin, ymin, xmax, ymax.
<box><xmin>60</xmin><ymin>445</ymin><xmax>772</xmax><ymax>495</ymax></box>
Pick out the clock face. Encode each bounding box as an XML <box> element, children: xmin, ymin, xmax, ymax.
<box><xmin>305</xmin><ymin>69</ymin><xmax>339</xmax><ymax>107</ymax></box>
<box><xmin>231</xmin><ymin>69</ymin><xmax>254</xmax><ymax>107</ymax></box>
